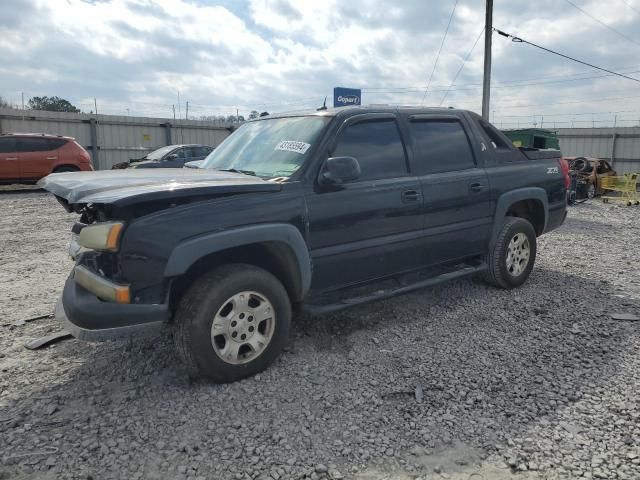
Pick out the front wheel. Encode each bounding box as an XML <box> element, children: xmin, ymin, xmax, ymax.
<box><xmin>173</xmin><ymin>264</ymin><xmax>291</xmax><ymax>382</ymax></box>
<box><xmin>482</xmin><ymin>217</ymin><xmax>537</xmax><ymax>289</ymax></box>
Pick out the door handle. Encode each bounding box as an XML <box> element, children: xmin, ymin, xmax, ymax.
<box><xmin>46</xmin><ymin>156</ymin><xmax>57</xmax><ymax>160</ymax></box>
<box><xmin>5</xmin><ymin>157</ymin><xmax>17</xmax><ymax>160</ymax></box>
<box><xmin>469</xmin><ymin>183</ymin><xmax>486</xmax><ymax>193</ymax></box>
<box><xmin>401</xmin><ymin>190</ymin><xmax>421</xmax><ymax>202</ymax></box>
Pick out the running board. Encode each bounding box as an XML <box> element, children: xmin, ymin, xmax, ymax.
<box><xmin>302</xmin><ymin>263</ymin><xmax>487</xmax><ymax>315</ymax></box>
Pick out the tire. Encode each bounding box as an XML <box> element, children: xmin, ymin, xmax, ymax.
<box><xmin>53</xmin><ymin>166</ymin><xmax>79</xmax><ymax>173</ymax></box>
<box><xmin>586</xmin><ymin>183</ymin><xmax>596</xmax><ymax>199</ymax></box>
<box><xmin>482</xmin><ymin>217</ymin><xmax>537</xmax><ymax>289</ymax></box>
<box><xmin>173</xmin><ymin>264</ymin><xmax>291</xmax><ymax>383</ymax></box>
<box><xmin>572</xmin><ymin>157</ymin><xmax>591</xmax><ymax>173</ymax></box>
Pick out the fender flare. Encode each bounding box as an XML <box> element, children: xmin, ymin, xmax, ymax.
<box><xmin>490</xmin><ymin>188</ymin><xmax>548</xmax><ymax>247</ymax></box>
<box><xmin>164</xmin><ymin>223</ymin><xmax>312</xmax><ymax>299</ymax></box>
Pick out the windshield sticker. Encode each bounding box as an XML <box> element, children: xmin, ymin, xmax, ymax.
<box><xmin>275</xmin><ymin>140</ymin><xmax>311</xmax><ymax>155</ymax></box>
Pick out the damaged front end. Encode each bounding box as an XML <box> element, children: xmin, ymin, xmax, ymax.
<box><xmin>39</xmin><ymin>168</ymin><xmax>282</xmax><ymax>341</ymax></box>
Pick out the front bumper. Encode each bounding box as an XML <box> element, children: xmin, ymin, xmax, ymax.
<box><xmin>58</xmin><ymin>274</ymin><xmax>168</xmax><ymax>341</ymax></box>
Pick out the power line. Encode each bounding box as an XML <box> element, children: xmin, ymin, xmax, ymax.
<box><xmin>494</xmin><ymin>28</ymin><xmax>640</xmax><ymax>84</ymax></box>
<box><xmin>421</xmin><ymin>0</ymin><xmax>459</xmax><ymax>104</ymax></box>
<box><xmin>620</xmin><ymin>0</ymin><xmax>640</xmax><ymax>15</ymax></box>
<box><xmin>564</xmin><ymin>0</ymin><xmax>640</xmax><ymax>47</ymax></box>
<box><xmin>363</xmin><ymin>67</ymin><xmax>640</xmax><ymax>96</ymax></box>
<box><xmin>439</xmin><ymin>26</ymin><xmax>485</xmax><ymax>106</ymax></box>
<box><xmin>494</xmin><ymin>93</ymin><xmax>640</xmax><ymax>110</ymax></box>
<box><xmin>362</xmin><ymin>62</ymin><xmax>640</xmax><ymax>92</ymax></box>
<box><xmin>494</xmin><ymin>108</ymin><xmax>640</xmax><ymax>118</ymax></box>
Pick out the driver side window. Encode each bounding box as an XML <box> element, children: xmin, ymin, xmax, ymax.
<box><xmin>333</xmin><ymin>119</ymin><xmax>408</xmax><ymax>181</ymax></box>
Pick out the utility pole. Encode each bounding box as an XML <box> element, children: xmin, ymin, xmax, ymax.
<box><xmin>21</xmin><ymin>92</ymin><xmax>25</xmax><ymax>130</ymax></box>
<box><xmin>172</xmin><ymin>104</ymin><xmax>176</xmax><ymax>120</ymax></box>
<box><xmin>186</xmin><ymin>101</ymin><xmax>189</xmax><ymax>120</ymax></box>
<box><xmin>236</xmin><ymin>108</ymin><xmax>239</xmax><ymax>123</ymax></box>
<box><xmin>94</xmin><ymin>97</ymin><xmax>98</xmax><ymax>116</ymax></box>
<box><xmin>481</xmin><ymin>0</ymin><xmax>493</xmax><ymax>120</ymax></box>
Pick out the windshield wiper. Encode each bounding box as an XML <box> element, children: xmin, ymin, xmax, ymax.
<box><xmin>219</xmin><ymin>168</ymin><xmax>256</xmax><ymax>176</ymax></box>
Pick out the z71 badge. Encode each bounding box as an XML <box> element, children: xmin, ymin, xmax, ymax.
<box><xmin>547</xmin><ymin>167</ymin><xmax>559</xmax><ymax>174</ymax></box>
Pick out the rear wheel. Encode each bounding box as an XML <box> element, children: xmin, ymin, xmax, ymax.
<box><xmin>173</xmin><ymin>264</ymin><xmax>291</xmax><ymax>383</ymax></box>
<box><xmin>482</xmin><ymin>217</ymin><xmax>537</xmax><ymax>289</ymax></box>
<box><xmin>53</xmin><ymin>166</ymin><xmax>79</xmax><ymax>173</ymax></box>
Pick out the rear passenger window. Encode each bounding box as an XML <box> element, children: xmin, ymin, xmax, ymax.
<box><xmin>410</xmin><ymin>120</ymin><xmax>475</xmax><ymax>174</ymax></box>
<box><xmin>333</xmin><ymin>120</ymin><xmax>407</xmax><ymax>181</ymax></box>
<box><xmin>47</xmin><ymin>138</ymin><xmax>67</xmax><ymax>150</ymax></box>
<box><xmin>0</xmin><ymin>137</ymin><xmax>16</xmax><ymax>153</ymax></box>
<box><xmin>17</xmin><ymin>137</ymin><xmax>52</xmax><ymax>152</ymax></box>
<box><xmin>195</xmin><ymin>146</ymin><xmax>212</xmax><ymax>157</ymax></box>
<box><xmin>479</xmin><ymin>120</ymin><xmax>511</xmax><ymax>150</ymax></box>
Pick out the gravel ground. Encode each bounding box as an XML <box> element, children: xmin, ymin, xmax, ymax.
<box><xmin>1</xmin><ymin>190</ymin><xmax>639</xmax><ymax>480</ymax></box>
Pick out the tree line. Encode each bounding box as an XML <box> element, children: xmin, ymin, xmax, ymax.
<box><xmin>0</xmin><ymin>95</ymin><xmax>81</xmax><ymax>112</ymax></box>
<box><xmin>1</xmin><ymin>95</ymin><xmax>268</xmax><ymax>122</ymax></box>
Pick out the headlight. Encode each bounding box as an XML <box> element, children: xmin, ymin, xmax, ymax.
<box><xmin>78</xmin><ymin>222</ymin><xmax>124</xmax><ymax>251</ymax></box>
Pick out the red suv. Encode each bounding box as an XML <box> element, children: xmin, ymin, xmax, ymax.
<box><xmin>0</xmin><ymin>133</ymin><xmax>93</xmax><ymax>184</ymax></box>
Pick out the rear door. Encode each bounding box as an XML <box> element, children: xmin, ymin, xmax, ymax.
<box><xmin>17</xmin><ymin>137</ymin><xmax>58</xmax><ymax>180</ymax></box>
<box><xmin>162</xmin><ymin>147</ymin><xmax>190</xmax><ymax>167</ymax></box>
<box><xmin>0</xmin><ymin>137</ymin><xmax>19</xmax><ymax>181</ymax></box>
<box><xmin>407</xmin><ymin>114</ymin><xmax>493</xmax><ymax>264</ymax></box>
<box><xmin>305</xmin><ymin>114</ymin><xmax>424</xmax><ymax>290</ymax></box>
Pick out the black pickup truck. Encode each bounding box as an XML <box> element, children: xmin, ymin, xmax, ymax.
<box><xmin>40</xmin><ymin>107</ymin><xmax>568</xmax><ymax>383</ymax></box>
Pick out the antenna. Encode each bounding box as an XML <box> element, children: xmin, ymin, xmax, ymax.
<box><xmin>317</xmin><ymin>96</ymin><xmax>328</xmax><ymax>111</ymax></box>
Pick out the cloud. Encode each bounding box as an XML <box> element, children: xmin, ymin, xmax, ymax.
<box><xmin>1</xmin><ymin>0</ymin><xmax>640</xmax><ymax>126</ymax></box>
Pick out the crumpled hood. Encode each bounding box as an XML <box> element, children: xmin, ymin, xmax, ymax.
<box><xmin>38</xmin><ymin>168</ymin><xmax>281</xmax><ymax>207</ymax></box>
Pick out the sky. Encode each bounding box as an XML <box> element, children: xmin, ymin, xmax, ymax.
<box><xmin>2</xmin><ymin>0</ymin><xmax>640</xmax><ymax>127</ymax></box>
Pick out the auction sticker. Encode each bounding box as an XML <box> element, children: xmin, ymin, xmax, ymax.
<box><xmin>275</xmin><ymin>140</ymin><xmax>311</xmax><ymax>155</ymax></box>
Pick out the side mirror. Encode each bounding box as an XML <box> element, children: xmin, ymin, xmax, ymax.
<box><xmin>319</xmin><ymin>156</ymin><xmax>361</xmax><ymax>185</ymax></box>
<box><xmin>166</xmin><ymin>153</ymin><xmax>179</xmax><ymax>160</ymax></box>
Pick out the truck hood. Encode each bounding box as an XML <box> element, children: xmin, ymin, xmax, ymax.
<box><xmin>38</xmin><ymin>168</ymin><xmax>282</xmax><ymax>207</ymax></box>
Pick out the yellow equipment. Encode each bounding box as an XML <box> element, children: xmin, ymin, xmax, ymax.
<box><xmin>601</xmin><ymin>173</ymin><xmax>640</xmax><ymax>205</ymax></box>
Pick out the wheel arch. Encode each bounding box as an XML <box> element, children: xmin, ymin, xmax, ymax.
<box><xmin>52</xmin><ymin>164</ymin><xmax>80</xmax><ymax>173</ymax></box>
<box><xmin>491</xmin><ymin>188</ymin><xmax>548</xmax><ymax>246</ymax></box>
<box><xmin>164</xmin><ymin>224</ymin><xmax>311</xmax><ymax>310</ymax></box>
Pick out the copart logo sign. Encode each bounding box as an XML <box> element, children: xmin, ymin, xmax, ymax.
<box><xmin>333</xmin><ymin>87</ymin><xmax>362</xmax><ymax>108</ymax></box>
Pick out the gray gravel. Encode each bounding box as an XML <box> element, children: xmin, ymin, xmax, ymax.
<box><xmin>1</xmin><ymin>191</ymin><xmax>639</xmax><ymax>480</ymax></box>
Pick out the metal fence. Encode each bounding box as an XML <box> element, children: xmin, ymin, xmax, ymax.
<box><xmin>557</xmin><ymin>127</ymin><xmax>640</xmax><ymax>175</ymax></box>
<box><xmin>0</xmin><ymin>108</ymin><xmax>234</xmax><ymax>170</ymax></box>
<box><xmin>3</xmin><ymin>108</ymin><xmax>639</xmax><ymax>175</ymax></box>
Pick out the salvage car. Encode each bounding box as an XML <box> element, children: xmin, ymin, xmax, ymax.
<box><xmin>0</xmin><ymin>133</ymin><xmax>93</xmax><ymax>184</ymax></box>
<box><xmin>40</xmin><ymin>106</ymin><xmax>568</xmax><ymax>383</ymax></box>
<box><xmin>112</xmin><ymin>144</ymin><xmax>213</xmax><ymax>169</ymax></box>
<box><xmin>567</xmin><ymin>156</ymin><xmax>616</xmax><ymax>199</ymax></box>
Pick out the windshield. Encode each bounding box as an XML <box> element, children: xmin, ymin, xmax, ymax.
<box><xmin>146</xmin><ymin>145</ymin><xmax>176</xmax><ymax>160</ymax></box>
<box><xmin>201</xmin><ymin>116</ymin><xmax>330</xmax><ymax>178</ymax></box>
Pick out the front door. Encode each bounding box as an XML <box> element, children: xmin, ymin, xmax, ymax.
<box><xmin>305</xmin><ymin>115</ymin><xmax>424</xmax><ymax>291</ymax></box>
<box><xmin>407</xmin><ymin>116</ymin><xmax>493</xmax><ymax>264</ymax></box>
<box><xmin>0</xmin><ymin>137</ymin><xmax>19</xmax><ymax>181</ymax></box>
<box><xmin>17</xmin><ymin>137</ymin><xmax>58</xmax><ymax>180</ymax></box>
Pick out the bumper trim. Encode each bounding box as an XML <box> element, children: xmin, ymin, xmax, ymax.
<box><xmin>74</xmin><ymin>265</ymin><xmax>130</xmax><ymax>304</ymax></box>
<box><xmin>56</xmin><ymin>298</ymin><xmax>163</xmax><ymax>341</ymax></box>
